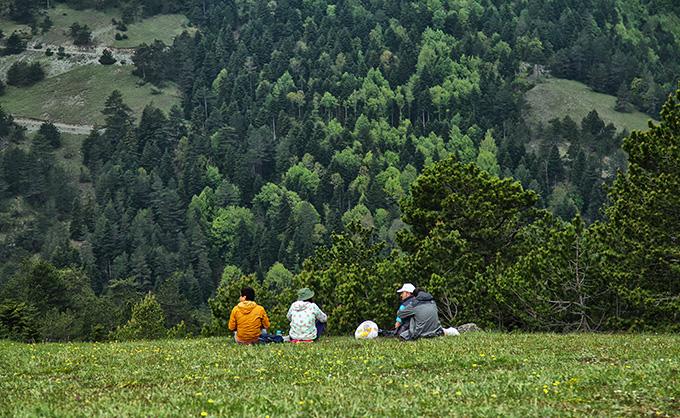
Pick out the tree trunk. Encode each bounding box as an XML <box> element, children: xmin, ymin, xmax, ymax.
<box><xmin>272</xmin><ymin>116</ymin><xmax>276</xmax><ymax>141</ymax></box>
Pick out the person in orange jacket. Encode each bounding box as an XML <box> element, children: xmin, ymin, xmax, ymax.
<box><xmin>228</xmin><ymin>287</ymin><xmax>270</xmax><ymax>345</ymax></box>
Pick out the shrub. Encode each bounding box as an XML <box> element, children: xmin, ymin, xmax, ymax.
<box><xmin>38</xmin><ymin>309</ymin><xmax>82</xmax><ymax>342</ymax></box>
<box><xmin>166</xmin><ymin>320</ymin><xmax>188</xmax><ymax>338</ymax></box>
<box><xmin>40</xmin><ymin>16</ymin><xmax>53</xmax><ymax>34</ymax></box>
<box><xmin>38</xmin><ymin>121</ymin><xmax>61</xmax><ymax>148</ymax></box>
<box><xmin>69</xmin><ymin>22</ymin><xmax>92</xmax><ymax>46</ymax></box>
<box><xmin>79</xmin><ymin>167</ymin><xmax>91</xmax><ymax>183</ymax></box>
<box><xmin>6</xmin><ymin>62</ymin><xmax>45</xmax><ymax>87</ymax></box>
<box><xmin>0</xmin><ymin>301</ymin><xmax>38</xmax><ymax>342</ymax></box>
<box><xmin>111</xmin><ymin>293</ymin><xmax>166</xmax><ymax>340</ymax></box>
<box><xmin>99</xmin><ymin>49</ymin><xmax>117</xmax><ymax>65</ymax></box>
<box><xmin>4</xmin><ymin>32</ymin><xmax>26</xmax><ymax>55</ymax></box>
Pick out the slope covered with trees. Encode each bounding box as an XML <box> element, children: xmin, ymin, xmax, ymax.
<box><xmin>0</xmin><ymin>0</ymin><xmax>678</xmax><ymax>340</ymax></box>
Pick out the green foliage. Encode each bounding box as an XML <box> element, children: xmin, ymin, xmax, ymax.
<box><xmin>2</xmin><ymin>0</ymin><xmax>678</xmax><ymax>337</ymax></box>
<box><xmin>476</xmin><ymin>130</ymin><xmax>500</xmax><ymax>176</ymax></box>
<box><xmin>263</xmin><ymin>262</ymin><xmax>293</xmax><ymax>293</ymax></box>
<box><xmin>0</xmin><ymin>301</ymin><xmax>38</xmax><ymax>342</ymax></box>
<box><xmin>111</xmin><ymin>292</ymin><xmax>166</xmax><ymax>340</ymax></box>
<box><xmin>68</xmin><ymin>22</ymin><xmax>92</xmax><ymax>45</ymax></box>
<box><xmin>599</xmin><ymin>85</ymin><xmax>680</xmax><ymax>330</ymax></box>
<box><xmin>448</xmin><ymin>125</ymin><xmax>476</xmax><ymax>164</ymax></box>
<box><xmin>99</xmin><ymin>49</ymin><xmax>117</xmax><ymax>65</ymax></box>
<box><xmin>131</xmin><ymin>40</ymin><xmax>168</xmax><ymax>84</ymax></box>
<box><xmin>495</xmin><ymin>215</ymin><xmax>609</xmax><ymax>331</ymax></box>
<box><xmin>0</xmin><ymin>257</ymin><xmax>117</xmax><ymax>341</ymax></box>
<box><xmin>210</xmin><ymin>206</ymin><xmax>255</xmax><ymax>266</ymax></box>
<box><xmin>296</xmin><ymin>224</ymin><xmax>394</xmax><ymax>333</ymax></box>
<box><xmin>399</xmin><ymin>157</ymin><xmax>539</xmax><ymax>327</ymax></box>
<box><xmin>37</xmin><ymin>122</ymin><xmax>61</xmax><ymax>148</ymax></box>
<box><xmin>155</xmin><ymin>272</ymin><xmax>193</xmax><ymax>330</ymax></box>
<box><xmin>6</xmin><ymin>61</ymin><xmax>45</xmax><ymax>87</ymax></box>
<box><xmin>166</xmin><ymin>320</ymin><xmax>188</xmax><ymax>339</ymax></box>
<box><xmin>3</xmin><ymin>31</ymin><xmax>26</xmax><ymax>55</ymax></box>
<box><xmin>282</xmin><ymin>162</ymin><xmax>320</xmax><ymax>200</ymax></box>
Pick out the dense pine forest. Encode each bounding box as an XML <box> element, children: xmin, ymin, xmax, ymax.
<box><xmin>0</xmin><ymin>0</ymin><xmax>678</xmax><ymax>341</ymax></box>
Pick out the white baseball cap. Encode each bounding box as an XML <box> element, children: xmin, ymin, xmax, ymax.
<box><xmin>397</xmin><ymin>283</ymin><xmax>415</xmax><ymax>293</ymax></box>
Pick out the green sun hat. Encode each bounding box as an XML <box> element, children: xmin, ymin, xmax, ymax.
<box><xmin>297</xmin><ymin>287</ymin><xmax>315</xmax><ymax>301</ymax></box>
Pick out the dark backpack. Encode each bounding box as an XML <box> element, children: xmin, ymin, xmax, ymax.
<box><xmin>258</xmin><ymin>333</ymin><xmax>284</xmax><ymax>344</ymax></box>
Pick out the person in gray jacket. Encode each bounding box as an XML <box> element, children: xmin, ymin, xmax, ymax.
<box><xmin>397</xmin><ymin>288</ymin><xmax>444</xmax><ymax>340</ymax></box>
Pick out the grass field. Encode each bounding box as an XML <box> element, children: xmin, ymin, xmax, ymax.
<box><xmin>1</xmin><ymin>334</ymin><xmax>678</xmax><ymax>416</ymax></box>
<box><xmin>110</xmin><ymin>14</ymin><xmax>193</xmax><ymax>48</ymax></box>
<box><xmin>41</xmin><ymin>4</ymin><xmax>118</xmax><ymax>45</ymax></box>
<box><xmin>54</xmin><ymin>133</ymin><xmax>88</xmax><ymax>182</ymax></box>
<box><xmin>525</xmin><ymin>77</ymin><xmax>654</xmax><ymax>133</ymax></box>
<box><xmin>0</xmin><ymin>64</ymin><xmax>180</xmax><ymax>125</ymax></box>
<box><xmin>0</xmin><ymin>5</ymin><xmax>190</xmax><ymax>48</ymax></box>
<box><xmin>42</xmin><ymin>4</ymin><xmax>190</xmax><ymax>47</ymax></box>
<box><xmin>0</xmin><ymin>17</ymin><xmax>30</xmax><ymax>37</ymax></box>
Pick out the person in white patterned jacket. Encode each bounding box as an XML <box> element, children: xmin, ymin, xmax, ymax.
<box><xmin>287</xmin><ymin>287</ymin><xmax>327</xmax><ymax>343</ymax></box>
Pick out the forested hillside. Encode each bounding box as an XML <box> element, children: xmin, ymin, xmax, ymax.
<box><xmin>0</xmin><ymin>0</ymin><xmax>678</xmax><ymax>341</ymax></box>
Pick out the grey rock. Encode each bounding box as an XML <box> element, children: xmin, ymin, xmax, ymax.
<box><xmin>456</xmin><ymin>323</ymin><xmax>482</xmax><ymax>333</ymax></box>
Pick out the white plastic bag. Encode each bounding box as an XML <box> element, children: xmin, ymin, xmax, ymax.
<box><xmin>443</xmin><ymin>327</ymin><xmax>460</xmax><ymax>336</ymax></box>
<box><xmin>354</xmin><ymin>320</ymin><xmax>379</xmax><ymax>339</ymax></box>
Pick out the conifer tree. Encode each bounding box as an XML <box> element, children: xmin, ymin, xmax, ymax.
<box><xmin>102</xmin><ymin>90</ymin><xmax>133</xmax><ymax>143</ymax></box>
<box><xmin>38</xmin><ymin>122</ymin><xmax>61</xmax><ymax>149</ymax></box>
<box><xmin>399</xmin><ymin>156</ymin><xmax>539</xmax><ymax>326</ymax></box>
<box><xmin>112</xmin><ymin>292</ymin><xmax>166</xmax><ymax>340</ymax></box>
<box><xmin>600</xmin><ymin>86</ymin><xmax>680</xmax><ymax>330</ymax></box>
<box><xmin>476</xmin><ymin>129</ymin><xmax>500</xmax><ymax>176</ymax></box>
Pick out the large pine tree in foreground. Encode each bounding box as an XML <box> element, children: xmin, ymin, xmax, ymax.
<box><xmin>601</xmin><ymin>85</ymin><xmax>680</xmax><ymax>330</ymax></box>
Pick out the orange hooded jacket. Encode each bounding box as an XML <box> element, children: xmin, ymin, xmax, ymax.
<box><xmin>228</xmin><ymin>301</ymin><xmax>270</xmax><ymax>342</ymax></box>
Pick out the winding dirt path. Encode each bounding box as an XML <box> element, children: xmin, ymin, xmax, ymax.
<box><xmin>25</xmin><ymin>44</ymin><xmax>135</xmax><ymax>64</ymax></box>
<box><xmin>14</xmin><ymin>117</ymin><xmax>99</xmax><ymax>135</ymax></box>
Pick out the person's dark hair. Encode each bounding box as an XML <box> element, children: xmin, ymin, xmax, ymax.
<box><xmin>412</xmin><ymin>287</ymin><xmax>422</xmax><ymax>297</ymax></box>
<box><xmin>241</xmin><ymin>287</ymin><xmax>255</xmax><ymax>301</ymax></box>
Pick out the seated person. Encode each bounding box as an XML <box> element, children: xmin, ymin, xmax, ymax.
<box><xmin>228</xmin><ymin>287</ymin><xmax>270</xmax><ymax>345</ymax></box>
<box><xmin>394</xmin><ymin>283</ymin><xmax>416</xmax><ymax>338</ymax></box>
<box><xmin>398</xmin><ymin>288</ymin><xmax>444</xmax><ymax>341</ymax></box>
<box><xmin>287</xmin><ymin>288</ymin><xmax>327</xmax><ymax>342</ymax></box>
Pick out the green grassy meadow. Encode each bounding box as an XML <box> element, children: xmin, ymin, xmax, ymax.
<box><xmin>0</xmin><ymin>51</ymin><xmax>51</xmax><ymax>78</ymax></box>
<box><xmin>0</xmin><ymin>17</ymin><xmax>30</xmax><ymax>37</ymax></box>
<box><xmin>525</xmin><ymin>77</ymin><xmax>654</xmax><ymax>133</ymax></box>
<box><xmin>1</xmin><ymin>334</ymin><xmax>678</xmax><ymax>417</ymax></box>
<box><xmin>41</xmin><ymin>4</ymin><xmax>119</xmax><ymax>45</ymax></box>
<box><xmin>110</xmin><ymin>14</ymin><xmax>193</xmax><ymax>48</ymax></box>
<box><xmin>11</xmin><ymin>4</ymin><xmax>192</xmax><ymax>47</ymax></box>
<box><xmin>54</xmin><ymin>133</ymin><xmax>88</xmax><ymax>186</ymax></box>
<box><xmin>0</xmin><ymin>64</ymin><xmax>180</xmax><ymax>125</ymax></box>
